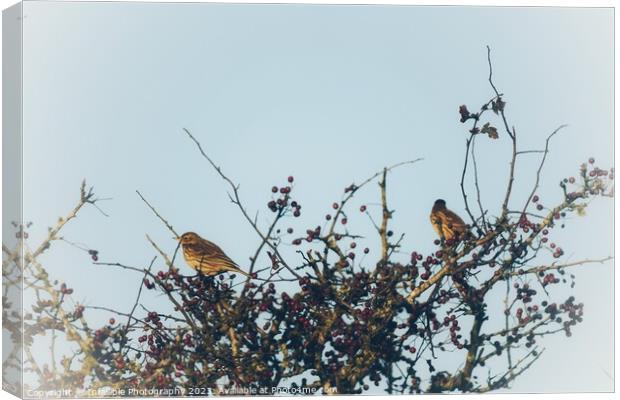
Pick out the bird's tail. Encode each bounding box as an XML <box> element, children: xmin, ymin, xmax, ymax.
<box><xmin>229</xmin><ymin>265</ymin><xmax>251</xmax><ymax>278</ymax></box>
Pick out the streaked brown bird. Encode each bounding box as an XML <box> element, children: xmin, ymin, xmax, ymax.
<box><xmin>430</xmin><ymin>199</ymin><xmax>468</xmax><ymax>241</ymax></box>
<box><xmin>178</xmin><ymin>232</ymin><xmax>250</xmax><ymax>277</ymax></box>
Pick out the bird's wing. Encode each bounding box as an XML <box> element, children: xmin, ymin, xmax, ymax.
<box><xmin>442</xmin><ymin>209</ymin><xmax>467</xmax><ymax>231</ymax></box>
<box><xmin>197</xmin><ymin>239</ymin><xmax>247</xmax><ymax>274</ymax></box>
<box><xmin>438</xmin><ymin>209</ymin><xmax>467</xmax><ymax>240</ymax></box>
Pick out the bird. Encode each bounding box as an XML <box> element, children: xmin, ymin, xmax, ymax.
<box><xmin>430</xmin><ymin>199</ymin><xmax>468</xmax><ymax>242</ymax></box>
<box><xmin>177</xmin><ymin>232</ymin><xmax>250</xmax><ymax>277</ymax></box>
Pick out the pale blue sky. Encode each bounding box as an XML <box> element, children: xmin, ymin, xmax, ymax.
<box><xmin>19</xmin><ymin>2</ymin><xmax>613</xmax><ymax>393</ymax></box>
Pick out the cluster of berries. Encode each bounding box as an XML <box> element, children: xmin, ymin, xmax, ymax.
<box><xmin>267</xmin><ymin>176</ymin><xmax>301</xmax><ymax>217</ymax></box>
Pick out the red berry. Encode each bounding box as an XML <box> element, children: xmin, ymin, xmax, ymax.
<box><xmin>341</xmin><ymin>218</ymin><xmax>348</xmax><ymax>225</ymax></box>
<box><xmin>363</xmin><ymin>248</ymin><xmax>369</xmax><ymax>254</ymax></box>
<box><xmin>271</xmin><ymin>186</ymin><xmax>278</xmax><ymax>193</ymax></box>
<box><xmin>350</xmin><ymin>242</ymin><xmax>357</xmax><ymax>249</ymax></box>
<box><xmin>533</xmin><ymin>195</ymin><xmax>539</xmax><ymax>202</ymax></box>
<box><xmin>288</xmin><ymin>176</ymin><xmax>294</xmax><ymax>183</ymax></box>
<box><xmin>109</xmin><ymin>318</ymin><xmax>115</xmax><ymax>325</ymax></box>
<box><xmin>360</xmin><ymin>205</ymin><xmax>367</xmax><ymax>212</ymax></box>
<box><xmin>589</xmin><ymin>157</ymin><xmax>595</xmax><ymax>164</ymax></box>
<box><xmin>332</xmin><ymin>202</ymin><xmax>339</xmax><ymax>210</ymax></box>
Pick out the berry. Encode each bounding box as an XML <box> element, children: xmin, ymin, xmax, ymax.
<box><xmin>360</xmin><ymin>205</ymin><xmax>367</xmax><ymax>212</ymax></box>
<box><xmin>332</xmin><ymin>202</ymin><xmax>339</xmax><ymax>210</ymax></box>
<box><xmin>271</xmin><ymin>186</ymin><xmax>278</xmax><ymax>193</ymax></box>
<box><xmin>532</xmin><ymin>195</ymin><xmax>539</xmax><ymax>202</ymax></box>
<box><xmin>589</xmin><ymin>157</ymin><xmax>595</xmax><ymax>164</ymax></box>
<box><xmin>288</xmin><ymin>176</ymin><xmax>294</xmax><ymax>183</ymax></box>
<box><xmin>363</xmin><ymin>248</ymin><xmax>369</xmax><ymax>254</ymax></box>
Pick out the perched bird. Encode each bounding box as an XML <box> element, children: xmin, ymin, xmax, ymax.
<box><xmin>178</xmin><ymin>232</ymin><xmax>250</xmax><ymax>277</ymax></box>
<box><xmin>430</xmin><ymin>199</ymin><xmax>468</xmax><ymax>241</ymax></box>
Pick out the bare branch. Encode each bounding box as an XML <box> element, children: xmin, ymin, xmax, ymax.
<box><xmin>136</xmin><ymin>190</ymin><xmax>180</xmax><ymax>238</ymax></box>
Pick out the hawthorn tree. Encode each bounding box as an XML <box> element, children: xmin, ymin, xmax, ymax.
<box><xmin>3</xmin><ymin>49</ymin><xmax>613</xmax><ymax>395</ymax></box>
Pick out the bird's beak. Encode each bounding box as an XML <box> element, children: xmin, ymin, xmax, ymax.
<box><xmin>174</xmin><ymin>236</ymin><xmax>181</xmax><ymax>241</ymax></box>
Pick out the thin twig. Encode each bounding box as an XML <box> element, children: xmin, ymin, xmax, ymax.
<box><xmin>136</xmin><ymin>190</ymin><xmax>180</xmax><ymax>238</ymax></box>
<box><xmin>121</xmin><ymin>256</ymin><xmax>157</xmax><ymax>355</ymax></box>
<box><xmin>521</xmin><ymin>125</ymin><xmax>567</xmax><ymax>215</ymax></box>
